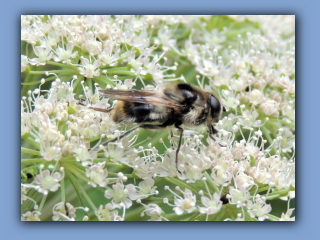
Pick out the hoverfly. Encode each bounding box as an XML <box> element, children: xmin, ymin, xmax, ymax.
<box><xmin>87</xmin><ymin>83</ymin><xmax>225</xmax><ymax>173</ymax></box>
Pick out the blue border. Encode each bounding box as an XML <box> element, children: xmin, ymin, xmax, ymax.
<box><xmin>8</xmin><ymin>1</ymin><xmax>319</xmax><ymax>239</ymax></box>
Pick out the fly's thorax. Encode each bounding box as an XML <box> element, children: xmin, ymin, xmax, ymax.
<box><xmin>181</xmin><ymin>104</ymin><xmax>208</xmax><ymax>126</ymax></box>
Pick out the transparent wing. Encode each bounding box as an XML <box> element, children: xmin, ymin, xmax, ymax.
<box><xmin>98</xmin><ymin>89</ymin><xmax>183</xmax><ymax>108</ymax></box>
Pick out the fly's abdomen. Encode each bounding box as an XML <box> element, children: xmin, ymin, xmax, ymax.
<box><xmin>112</xmin><ymin>101</ymin><xmax>169</xmax><ymax>124</ymax></box>
<box><xmin>132</xmin><ymin>103</ymin><xmax>154</xmax><ymax>122</ymax></box>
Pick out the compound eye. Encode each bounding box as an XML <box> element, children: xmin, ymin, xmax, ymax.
<box><xmin>209</xmin><ymin>95</ymin><xmax>221</xmax><ymax>119</ymax></box>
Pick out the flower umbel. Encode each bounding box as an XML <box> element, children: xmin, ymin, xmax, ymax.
<box><xmin>21</xmin><ymin>15</ymin><xmax>295</xmax><ymax>221</ymax></box>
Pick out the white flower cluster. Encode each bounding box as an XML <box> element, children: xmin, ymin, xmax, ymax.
<box><xmin>21</xmin><ymin>15</ymin><xmax>294</xmax><ymax>221</ymax></box>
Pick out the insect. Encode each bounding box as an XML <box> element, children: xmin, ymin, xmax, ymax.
<box><xmin>88</xmin><ymin>83</ymin><xmax>225</xmax><ymax>173</ymax></box>
<box><xmin>21</xmin><ymin>166</ymin><xmax>38</xmax><ymax>183</ymax></box>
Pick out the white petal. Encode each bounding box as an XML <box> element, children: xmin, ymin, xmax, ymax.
<box><xmin>123</xmin><ymin>198</ymin><xmax>132</xmax><ymax>209</ymax></box>
<box><xmin>104</xmin><ymin>190</ymin><xmax>113</xmax><ymax>199</ymax></box>
<box><xmin>173</xmin><ymin>207</ymin><xmax>184</xmax><ymax>215</ymax></box>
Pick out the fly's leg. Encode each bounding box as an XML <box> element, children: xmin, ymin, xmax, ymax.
<box><xmin>88</xmin><ymin>107</ymin><xmax>114</xmax><ymax>113</ymax></box>
<box><xmin>77</xmin><ymin>100</ymin><xmax>114</xmax><ymax>113</ymax></box>
<box><xmin>208</xmin><ymin>124</ymin><xmax>226</xmax><ymax>147</ymax></box>
<box><xmin>102</xmin><ymin>125</ymin><xmax>141</xmax><ymax>146</ymax></box>
<box><xmin>103</xmin><ymin>124</ymin><xmax>166</xmax><ymax>147</ymax></box>
<box><xmin>140</xmin><ymin>124</ymin><xmax>183</xmax><ymax>174</ymax></box>
<box><xmin>170</xmin><ymin>130</ymin><xmax>174</xmax><ymax>148</ymax></box>
<box><xmin>102</xmin><ymin>123</ymin><xmax>183</xmax><ymax>174</ymax></box>
<box><xmin>174</xmin><ymin>124</ymin><xmax>184</xmax><ymax>174</ymax></box>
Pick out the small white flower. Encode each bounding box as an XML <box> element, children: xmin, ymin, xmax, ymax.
<box><xmin>104</xmin><ymin>182</ymin><xmax>139</xmax><ymax>209</ymax></box>
<box><xmin>52</xmin><ymin>202</ymin><xmax>76</xmax><ymax>221</ymax></box>
<box><xmin>226</xmin><ymin>187</ymin><xmax>250</xmax><ymax>207</ymax></box>
<box><xmin>138</xmin><ymin>178</ymin><xmax>157</xmax><ymax>199</ymax></box>
<box><xmin>21</xmin><ymin>55</ymin><xmax>29</xmax><ymax>72</ymax></box>
<box><xmin>29</xmin><ymin>45</ymin><xmax>53</xmax><ymax>66</ymax></box>
<box><xmin>53</xmin><ymin>42</ymin><xmax>78</xmax><ymax>63</ymax></box>
<box><xmin>86</xmin><ymin>162</ymin><xmax>109</xmax><ymax>188</ymax></box>
<box><xmin>247</xmin><ymin>195</ymin><xmax>271</xmax><ymax>221</ymax></box>
<box><xmin>95</xmin><ymin>203</ymin><xmax>121</xmax><ymax>221</ymax></box>
<box><xmin>172</xmin><ymin>188</ymin><xmax>196</xmax><ymax>215</ymax></box>
<box><xmin>21</xmin><ymin>211</ymin><xmax>41</xmax><ymax>221</ymax></box>
<box><xmin>78</xmin><ymin>58</ymin><xmax>101</xmax><ymax>78</ymax></box>
<box><xmin>198</xmin><ymin>193</ymin><xmax>222</xmax><ymax>215</ymax></box>
<box><xmin>279</xmin><ymin>208</ymin><xmax>295</xmax><ymax>221</ymax></box>
<box><xmin>144</xmin><ymin>203</ymin><xmax>164</xmax><ymax>221</ymax></box>
<box><xmin>260</xmin><ymin>99</ymin><xmax>279</xmax><ymax>117</ymax></box>
<box><xmin>35</xmin><ymin>169</ymin><xmax>63</xmax><ymax>195</ymax></box>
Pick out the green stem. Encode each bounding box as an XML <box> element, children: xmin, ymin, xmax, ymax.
<box><xmin>21</xmin><ymin>74</ymin><xmax>73</xmax><ymax>86</ymax></box>
<box><xmin>260</xmin><ymin>126</ymin><xmax>276</xmax><ymax>155</ymax></box>
<box><xmin>23</xmin><ymin>136</ymin><xmax>40</xmax><ymax>150</ymax></box>
<box><xmin>107</xmin><ymin>172</ymin><xmax>134</xmax><ymax>178</ymax></box>
<box><xmin>266</xmin><ymin>214</ymin><xmax>280</xmax><ymax>221</ymax></box>
<box><xmin>21</xmin><ymin>158</ymin><xmax>46</xmax><ymax>166</ymax></box>
<box><xmin>257</xmin><ymin>186</ymin><xmax>269</xmax><ymax>193</ymax></box>
<box><xmin>63</xmin><ymin>162</ymin><xmax>88</xmax><ymax>183</ymax></box>
<box><xmin>265</xmin><ymin>122</ymin><xmax>277</xmax><ymax>138</ymax></box>
<box><xmin>88</xmin><ymin>135</ymin><xmax>101</xmax><ymax>143</ymax></box>
<box><xmin>164</xmin><ymin>177</ymin><xmax>199</xmax><ymax>195</ymax></box>
<box><xmin>243</xmin><ymin>211</ymin><xmax>259</xmax><ymax>221</ymax></box>
<box><xmin>66</xmin><ymin>170</ymin><xmax>97</xmax><ymax>212</ymax></box>
<box><xmin>108</xmin><ymin>70</ymin><xmax>135</xmax><ymax>76</ymax></box>
<box><xmin>203</xmin><ymin>172</ymin><xmax>220</xmax><ymax>193</ymax></box>
<box><xmin>265</xmin><ymin>188</ymin><xmax>292</xmax><ymax>200</ymax></box>
<box><xmin>60</xmin><ymin>178</ymin><xmax>66</xmax><ymax>203</ymax></box>
<box><xmin>149</xmin><ymin>197</ymin><xmax>173</xmax><ymax>202</ymax></box>
<box><xmin>21</xmin><ymin>147</ymin><xmax>41</xmax><ymax>156</ymax></box>
<box><xmin>46</xmin><ymin>60</ymin><xmax>78</xmax><ymax>70</ymax></box>
<box><xmin>38</xmin><ymin>194</ymin><xmax>48</xmax><ymax>212</ymax></box>
<box><xmin>224</xmin><ymin>27</ymin><xmax>257</xmax><ymax>38</ymax></box>
<box><xmin>28</xmin><ymin>70</ymin><xmax>75</xmax><ymax>75</ymax></box>
<box><xmin>93</xmin><ymin>75</ymin><xmax>116</xmax><ymax>86</ymax></box>
<box><xmin>21</xmin><ymin>71</ymin><xmax>36</xmax><ymax>97</ymax></box>
<box><xmin>97</xmin><ymin>160</ymin><xmax>130</xmax><ymax>169</ymax></box>
<box><xmin>104</xmin><ymin>67</ymin><xmax>128</xmax><ymax>73</ymax></box>
<box><xmin>279</xmin><ymin>119</ymin><xmax>295</xmax><ymax>129</ymax></box>
<box><xmin>21</xmin><ymin>80</ymin><xmax>44</xmax><ymax>86</ymax></box>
